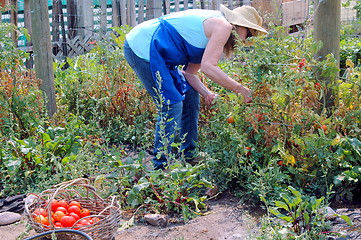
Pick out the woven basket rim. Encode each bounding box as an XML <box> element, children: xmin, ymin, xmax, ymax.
<box><xmin>24</xmin><ymin>178</ymin><xmax>122</xmax><ymax>240</ymax></box>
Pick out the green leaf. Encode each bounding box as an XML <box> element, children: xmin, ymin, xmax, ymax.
<box><xmin>288</xmin><ymin>186</ymin><xmax>302</xmax><ymax>199</ymax></box>
<box><xmin>339</xmin><ymin>214</ymin><xmax>353</xmax><ymax>226</ymax></box>
<box><xmin>132</xmin><ymin>182</ymin><xmax>150</xmax><ymax>193</ymax></box>
<box><xmin>275</xmin><ymin>201</ymin><xmax>290</xmax><ymax>211</ymax></box>
<box><xmin>304</xmin><ymin>211</ymin><xmax>310</xmax><ymax>224</ymax></box>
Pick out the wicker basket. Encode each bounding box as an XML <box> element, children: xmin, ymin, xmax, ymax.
<box><xmin>24</xmin><ymin>178</ymin><xmax>122</xmax><ymax>240</ymax></box>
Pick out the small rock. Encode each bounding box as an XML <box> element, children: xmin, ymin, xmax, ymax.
<box><xmin>205</xmin><ymin>185</ymin><xmax>218</xmax><ymax>197</ymax></box>
<box><xmin>143</xmin><ymin>214</ymin><xmax>168</xmax><ymax>227</ymax></box>
<box><xmin>0</xmin><ymin>212</ymin><xmax>22</xmax><ymax>225</ymax></box>
<box><xmin>324</xmin><ymin>206</ymin><xmax>338</xmax><ymax>220</ymax></box>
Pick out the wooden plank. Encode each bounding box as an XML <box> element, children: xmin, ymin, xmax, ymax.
<box><xmin>100</xmin><ymin>0</ymin><xmax>107</xmax><ymax>31</ymax></box>
<box><xmin>23</xmin><ymin>0</ymin><xmax>32</xmax><ymax>68</ymax></box>
<box><xmin>77</xmin><ymin>0</ymin><xmax>94</xmax><ymax>38</ymax></box>
<box><xmin>24</xmin><ymin>0</ymin><xmax>31</xmax><ymax>38</ymax></box>
<box><xmin>174</xmin><ymin>0</ymin><xmax>180</xmax><ymax>12</ymax></box>
<box><xmin>120</xmin><ymin>0</ymin><xmax>126</xmax><ymax>25</ymax></box>
<box><xmin>129</xmin><ymin>0</ymin><xmax>136</xmax><ymax>26</ymax></box>
<box><xmin>67</xmin><ymin>0</ymin><xmax>77</xmax><ymax>38</ymax></box>
<box><xmin>10</xmin><ymin>0</ymin><xmax>18</xmax><ymax>44</ymax></box>
<box><xmin>200</xmin><ymin>0</ymin><xmax>205</xmax><ymax>9</ymax></box>
<box><xmin>282</xmin><ymin>0</ymin><xmax>309</xmax><ymax>26</ymax></box>
<box><xmin>251</xmin><ymin>0</ymin><xmax>282</xmax><ymax>18</ymax></box>
<box><xmin>126</xmin><ymin>0</ymin><xmax>130</xmax><ymax>25</ymax></box>
<box><xmin>164</xmin><ymin>0</ymin><xmax>171</xmax><ymax>14</ymax></box>
<box><xmin>146</xmin><ymin>0</ymin><xmax>162</xmax><ymax>20</ymax></box>
<box><xmin>227</xmin><ymin>0</ymin><xmax>233</xmax><ymax>9</ymax></box>
<box><xmin>192</xmin><ymin>0</ymin><xmax>200</xmax><ymax>9</ymax></box>
<box><xmin>138</xmin><ymin>0</ymin><xmax>145</xmax><ymax>23</ymax></box>
<box><xmin>208</xmin><ymin>0</ymin><xmax>213</xmax><ymax>10</ymax></box>
<box><xmin>184</xmin><ymin>0</ymin><xmax>189</xmax><ymax>10</ymax></box>
<box><xmin>112</xmin><ymin>0</ymin><xmax>120</xmax><ymax>27</ymax></box>
<box><xmin>52</xmin><ymin>0</ymin><xmax>60</xmax><ymax>42</ymax></box>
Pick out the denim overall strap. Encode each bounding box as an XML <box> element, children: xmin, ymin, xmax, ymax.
<box><xmin>149</xmin><ymin>18</ymin><xmax>205</xmax><ymax>104</ymax></box>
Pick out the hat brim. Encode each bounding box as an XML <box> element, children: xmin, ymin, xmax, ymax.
<box><xmin>220</xmin><ymin>4</ymin><xmax>268</xmax><ymax>36</ymax></box>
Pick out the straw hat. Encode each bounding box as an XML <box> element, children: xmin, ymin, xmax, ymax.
<box><xmin>220</xmin><ymin>4</ymin><xmax>268</xmax><ymax>37</ymax></box>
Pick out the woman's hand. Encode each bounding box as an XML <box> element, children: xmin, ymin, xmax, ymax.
<box><xmin>204</xmin><ymin>93</ymin><xmax>218</xmax><ymax>106</ymax></box>
<box><xmin>237</xmin><ymin>85</ymin><xmax>253</xmax><ymax>103</ymax></box>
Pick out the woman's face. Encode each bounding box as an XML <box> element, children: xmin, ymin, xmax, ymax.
<box><xmin>235</xmin><ymin>26</ymin><xmax>254</xmax><ymax>46</ymax></box>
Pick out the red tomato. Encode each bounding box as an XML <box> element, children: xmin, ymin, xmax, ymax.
<box><xmin>321</xmin><ymin>125</ymin><xmax>327</xmax><ymax>132</ymax></box>
<box><xmin>34</xmin><ymin>215</ymin><xmax>50</xmax><ymax>226</ymax></box>
<box><xmin>74</xmin><ymin>223</ymin><xmax>83</xmax><ymax>230</ymax></box>
<box><xmin>80</xmin><ymin>208</ymin><xmax>91</xmax><ymax>218</ymax></box>
<box><xmin>53</xmin><ymin>211</ymin><xmax>66</xmax><ymax>222</ymax></box>
<box><xmin>32</xmin><ymin>208</ymin><xmax>47</xmax><ymax>218</ymax></box>
<box><xmin>51</xmin><ymin>199</ymin><xmax>60</xmax><ymax>212</ymax></box>
<box><xmin>54</xmin><ymin>221</ymin><xmax>63</xmax><ymax>228</ymax></box>
<box><xmin>78</xmin><ymin>219</ymin><xmax>91</xmax><ymax>226</ymax></box>
<box><xmin>69</xmin><ymin>200</ymin><xmax>81</xmax><ymax>208</ymax></box>
<box><xmin>68</xmin><ymin>205</ymin><xmax>81</xmax><ymax>216</ymax></box>
<box><xmin>60</xmin><ymin>215</ymin><xmax>77</xmax><ymax>227</ymax></box>
<box><xmin>58</xmin><ymin>200</ymin><xmax>69</xmax><ymax>209</ymax></box>
<box><xmin>246</xmin><ymin>147</ymin><xmax>252</xmax><ymax>156</ymax></box>
<box><xmin>227</xmin><ymin>116</ymin><xmax>234</xmax><ymax>124</ymax></box>
<box><xmin>69</xmin><ymin>212</ymin><xmax>80</xmax><ymax>221</ymax></box>
<box><xmin>254</xmin><ymin>114</ymin><xmax>263</xmax><ymax>121</ymax></box>
<box><xmin>55</xmin><ymin>207</ymin><xmax>67</xmax><ymax>214</ymax></box>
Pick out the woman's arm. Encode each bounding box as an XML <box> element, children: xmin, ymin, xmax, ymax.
<box><xmin>201</xmin><ymin>18</ymin><xmax>252</xmax><ymax>103</ymax></box>
<box><xmin>183</xmin><ymin>63</ymin><xmax>217</xmax><ymax>106</ymax></box>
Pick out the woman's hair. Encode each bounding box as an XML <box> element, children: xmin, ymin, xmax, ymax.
<box><xmin>223</xmin><ymin>26</ymin><xmax>253</xmax><ymax>57</ymax></box>
<box><xmin>223</xmin><ymin>25</ymin><xmax>237</xmax><ymax>58</ymax></box>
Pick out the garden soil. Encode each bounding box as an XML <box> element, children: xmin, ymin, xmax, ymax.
<box><xmin>0</xmin><ymin>192</ymin><xmax>262</xmax><ymax>240</ymax></box>
<box><xmin>1</xmin><ymin>192</ymin><xmax>361</xmax><ymax>240</ymax></box>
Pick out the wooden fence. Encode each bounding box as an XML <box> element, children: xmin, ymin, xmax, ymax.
<box><xmin>0</xmin><ymin>0</ymin><xmax>313</xmax><ymax>64</ymax></box>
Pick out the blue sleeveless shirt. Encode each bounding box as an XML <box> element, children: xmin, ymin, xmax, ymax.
<box><xmin>126</xmin><ymin>9</ymin><xmax>225</xmax><ymax>104</ymax></box>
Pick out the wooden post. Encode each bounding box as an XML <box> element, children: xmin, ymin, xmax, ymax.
<box><xmin>174</xmin><ymin>0</ymin><xmax>180</xmax><ymax>12</ymax></box>
<box><xmin>164</xmin><ymin>0</ymin><xmax>171</xmax><ymax>14</ymax></box>
<box><xmin>100</xmin><ymin>0</ymin><xmax>107</xmax><ymax>32</ymax></box>
<box><xmin>67</xmin><ymin>0</ymin><xmax>77</xmax><ymax>38</ymax></box>
<box><xmin>138</xmin><ymin>0</ymin><xmax>145</xmax><ymax>23</ymax></box>
<box><xmin>52</xmin><ymin>0</ymin><xmax>60</xmax><ymax>42</ymax></box>
<box><xmin>112</xmin><ymin>0</ymin><xmax>120</xmax><ymax>27</ymax></box>
<box><xmin>59</xmin><ymin>0</ymin><xmax>68</xmax><ymax>58</ymax></box>
<box><xmin>120</xmin><ymin>0</ymin><xmax>126</xmax><ymax>25</ymax></box>
<box><xmin>30</xmin><ymin>0</ymin><xmax>57</xmax><ymax>117</ymax></box>
<box><xmin>24</xmin><ymin>0</ymin><xmax>33</xmax><ymax>68</ymax></box>
<box><xmin>128</xmin><ymin>0</ymin><xmax>136</xmax><ymax>26</ymax></box>
<box><xmin>10</xmin><ymin>0</ymin><xmax>18</xmax><ymax>44</ymax></box>
<box><xmin>184</xmin><ymin>0</ymin><xmax>189</xmax><ymax>10</ymax></box>
<box><xmin>146</xmin><ymin>0</ymin><xmax>162</xmax><ymax>20</ymax></box>
<box><xmin>314</xmin><ymin>0</ymin><xmax>341</xmax><ymax>113</ymax></box>
<box><xmin>76</xmin><ymin>0</ymin><xmax>94</xmax><ymax>38</ymax></box>
<box><xmin>24</xmin><ymin>0</ymin><xmax>31</xmax><ymax>40</ymax></box>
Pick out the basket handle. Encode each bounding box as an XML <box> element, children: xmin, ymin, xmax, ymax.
<box><xmin>45</xmin><ymin>178</ymin><xmax>104</xmax><ymax>207</ymax></box>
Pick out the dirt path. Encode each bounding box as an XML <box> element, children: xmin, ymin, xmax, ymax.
<box><xmin>0</xmin><ymin>193</ymin><xmax>261</xmax><ymax>240</ymax></box>
<box><xmin>116</xmin><ymin>194</ymin><xmax>260</xmax><ymax>240</ymax></box>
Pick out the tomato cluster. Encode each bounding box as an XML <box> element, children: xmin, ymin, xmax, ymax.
<box><xmin>32</xmin><ymin>199</ymin><xmax>98</xmax><ymax>229</ymax></box>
